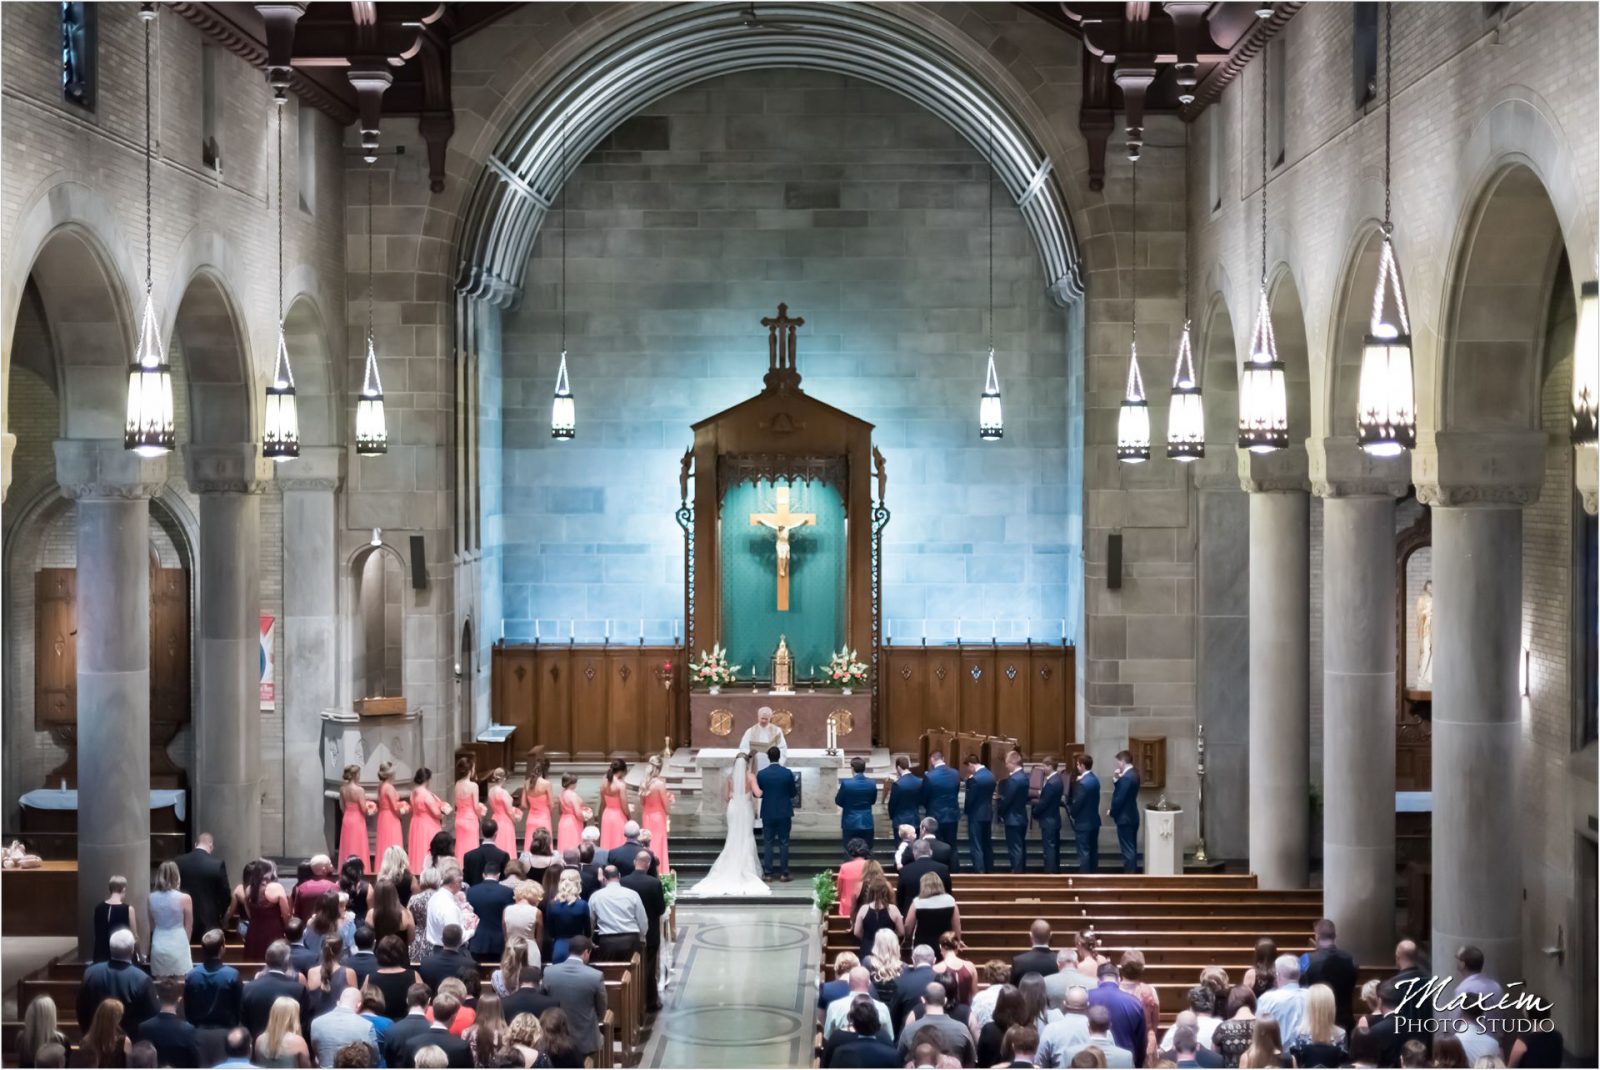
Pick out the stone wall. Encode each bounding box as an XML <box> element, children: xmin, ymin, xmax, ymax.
<box><xmin>495</xmin><ymin>69</ymin><xmax>1080</xmax><ymax>648</ymax></box>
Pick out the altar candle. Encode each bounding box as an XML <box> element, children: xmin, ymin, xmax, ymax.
<box><xmin>886</xmin><ymin>620</ymin><xmax>891</xmax><ymax>642</ymax></box>
<box><xmin>500</xmin><ymin>619</ymin><xmax>506</xmax><ymax>641</ymax></box>
<box><xmin>639</xmin><ymin>618</ymin><xmax>645</xmax><ymax>640</ymax></box>
<box><xmin>673</xmin><ymin>620</ymin><xmax>679</xmax><ymax>641</ymax></box>
<box><xmin>535</xmin><ymin>620</ymin><xmax>541</xmax><ymax>641</ymax></box>
<box><xmin>604</xmin><ymin>620</ymin><xmax>611</xmax><ymax>639</ymax></box>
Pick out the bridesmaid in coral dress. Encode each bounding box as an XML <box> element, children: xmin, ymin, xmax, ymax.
<box><xmin>521</xmin><ymin>750</ymin><xmax>554</xmax><ymax>855</ymax></box>
<box><xmin>556</xmin><ymin>773</ymin><xmax>588</xmax><ymax>854</ymax></box>
<box><xmin>640</xmin><ymin>755</ymin><xmax>674</xmax><ymax>874</ymax></box>
<box><xmin>453</xmin><ymin>755</ymin><xmax>486</xmax><ymax>857</ymax></box>
<box><xmin>337</xmin><ymin>765</ymin><xmax>374</xmax><ymax>870</ymax></box>
<box><xmin>407</xmin><ymin>768</ymin><xmax>446</xmax><ymax>874</ymax></box>
<box><xmin>597</xmin><ymin>759</ymin><xmax>631</xmax><ymax>852</ymax></box>
<box><xmin>486</xmin><ymin>769</ymin><xmax>521</xmax><ymax>857</ymax></box>
<box><xmin>373</xmin><ymin>762</ymin><xmax>406</xmax><ymax>871</ymax></box>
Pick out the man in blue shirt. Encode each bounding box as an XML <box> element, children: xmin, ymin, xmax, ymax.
<box><xmin>835</xmin><ymin>756</ymin><xmax>879</xmax><ymax>854</ymax></box>
<box><xmin>997</xmin><ymin>750</ymin><xmax>1031</xmax><ymax>873</ymax></box>
<box><xmin>756</xmin><ymin>746</ymin><xmax>799</xmax><ymax>880</ymax></box>
<box><xmin>1068</xmin><ymin>753</ymin><xmax>1101</xmax><ymax>873</ymax></box>
<box><xmin>920</xmin><ymin>752</ymin><xmax>961</xmax><ymax>848</ymax></box>
<box><xmin>1032</xmin><ymin>757</ymin><xmax>1066</xmax><ymax>873</ymax></box>
<box><xmin>1086</xmin><ymin>962</ymin><xmax>1148</xmax><ymax>1067</ymax></box>
<box><xmin>1110</xmin><ymin>749</ymin><xmax>1142</xmax><ymax>873</ymax></box>
<box><xmin>886</xmin><ymin>755</ymin><xmax>923</xmax><ymax>835</ymax></box>
<box><xmin>962</xmin><ymin>755</ymin><xmax>995</xmax><ymax>873</ymax></box>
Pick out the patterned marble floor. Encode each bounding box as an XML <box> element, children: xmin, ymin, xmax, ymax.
<box><xmin>641</xmin><ymin>904</ymin><xmax>820</xmax><ymax>1068</ymax></box>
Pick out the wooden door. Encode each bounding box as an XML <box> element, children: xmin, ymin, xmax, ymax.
<box><xmin>149</xmin><ymin>568</ymin><xmax>190</xmax><ymax>725</ymax></box>
<box><xmin>34</xmin><ymin>570</ymin><xmax>76</xmax><ymax>728</ymax></box>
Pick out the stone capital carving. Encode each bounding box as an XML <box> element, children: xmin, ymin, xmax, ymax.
<box><xmin>185</xmin><ymin>443</ymin><xmax>273</xmax><ymax>495</ymax></box>
<box><xmin>1576</xmin><ymin>446</ymin><xmax>1597</xmax><ymax>517</ymax></box>
<box><xmin>1308</xmin><ymin>436</ymin><xmax>1412</xmax><ymax>499</ymax></box>
<box><xmin>1237</xmin><ymin>443</ymin><xmax>1310</xmax><ymax>494</ymax></box>
<box><xmin>274</xmin><ymin>446</ymin><xmax>346</xmax><ymax>493</ymax></box>
<box><xmin>1189</xmin><ymin>452</ymin><xmax>1243</xmax><ymax>493</ymax></box>
<box><xmin>54</xmin><ymin>439</ymin><xmax>168</xmax><ymax>500</ymax></box>
<box><xmin>1412</xmin><ymin>431</ymin><xmax>1546</xmax><ymax>507</ymax></box>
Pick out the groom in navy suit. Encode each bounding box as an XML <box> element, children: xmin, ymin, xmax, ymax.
<box><xmin>997</xmin><ymin>750</ymin><xmax>1031</xmax><ymax>873</ymax></box>
<box><xmin>962</xmin><ymin>755</ymin><xmax>996</xmax><ymax>873</ymax></box>
<box><xmin>755</xmin><ymin>746</ymin><xmax>798</xmax><ymax>881</ymax></box>
<box><xmin>921</xmin><ymin>752</ymin><xmax>962</xmax><ymax>848</ymax></box>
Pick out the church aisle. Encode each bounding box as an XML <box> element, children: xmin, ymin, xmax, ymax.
<box><xmin>641</xmin><ymin>904</ymin><xmax>820</xmax><ymax>1068</ymax></box>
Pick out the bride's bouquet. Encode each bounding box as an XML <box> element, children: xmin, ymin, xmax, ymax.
<box><xmin>825</xmin><ymin>647</ymin><xmax>869</xmax><ymax>688</ymax></box>
<box><xmin>689</xmin><ymin>643</ymin><xmax>740</xmax><ymax>687</ymax></box>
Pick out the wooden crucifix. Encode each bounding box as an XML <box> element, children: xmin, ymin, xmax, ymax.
<box><xmin>749</xmin><ymin>486</ymin><xmax>816</xmax><ymax>611</ymax></box>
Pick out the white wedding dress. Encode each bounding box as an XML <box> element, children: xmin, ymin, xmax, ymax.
<box><xmin>687</xmin><ymin>754</ymin><xmax>771</xmax><ymax>897</ymax></box>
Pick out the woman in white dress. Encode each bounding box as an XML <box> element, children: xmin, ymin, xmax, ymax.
<box><xmin>147</xmin><ymin>860</ymin><xmax>193</xmax><ymax>978</ymax></box>
<box><xmin>688</xmin><ymin>752</ymin><xmax>770</xmax><ymax>897</ymax></box>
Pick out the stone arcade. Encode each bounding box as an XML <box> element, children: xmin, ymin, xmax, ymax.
<box><xmin>1</xmin><ymin>2</ymin><xmax>1596</xmax><ymax>1067</ymax></box>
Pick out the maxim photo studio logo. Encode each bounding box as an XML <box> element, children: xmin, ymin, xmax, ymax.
<box><xmin>1393</xmin><ymin>976</ymin><xmax>1557</xmax><ymax>1034</ymax></box>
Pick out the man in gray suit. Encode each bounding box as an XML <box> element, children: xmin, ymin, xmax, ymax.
<box><xmin>542</xmin><ymin>935</ymin><xmax>608</xmax><ymax>1062</ymax></box>
<box><xmin>1043</xmin><ymin>948</ymin><xmax>1099</xmax><ymax>1007</ymax></box>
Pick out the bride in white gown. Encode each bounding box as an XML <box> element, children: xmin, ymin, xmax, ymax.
<box><xmin>688</xmin><ymin>752</ymin><xmax>771</xmax><ymax>897</ymax></box>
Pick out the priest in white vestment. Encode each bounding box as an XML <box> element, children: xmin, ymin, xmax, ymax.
<box><xmin>737</xmin><ymin>706</ymin><xmax>788</xmax><ymax>771</ymax></box>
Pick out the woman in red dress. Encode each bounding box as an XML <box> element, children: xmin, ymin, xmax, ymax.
<box><xmin>407</xmin><ymin>768</ymin><xmax>447</xmax><ymax>873</ymax></box>
<box><xmin>453</xmin><ymin>755</ymin><xmax>486</xmax><ymax>857</ymax></box>
<box><xmin>597</xmin><ymin>759</ymin><xmax>630</xmax><ymax>852</ymax></box>
<box><xmin>556</xmin><ymin>773</ymin><xmax>588</xmax><ymax>854</ymax></box>
<box><xmin>337</xmin><ymin>765</ymin><xmax>374</xmax><ymax>870</ymax></box>
<box><xmin>230</xmin><ymin>859</ymin><xmax>291</xmax><ymax>961</ymax></box>
<box><xmin>639</xmin><ymin>755</ymin><xmax>674</xmax><ymax>874</ymax></box>
<box><xmin>486</xmin><ymin>768</ymin><xmax>520</xmax><ymax>857</ymax></box>
<box><xmin>520</xmin><ymin>750</ymin><xmax>554</xmax><ymax>855</ymax></box>
<box><xmin>373</xmin><ymin>761</ymin><xmax>406</xmax><ymax>871</ymax></box>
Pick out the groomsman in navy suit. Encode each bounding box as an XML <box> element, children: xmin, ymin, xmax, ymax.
<box><xmin>962</xmin><ymin>755</ymin><xmax>996</xmax><ymax>873</ymax></box>
<box><xmin>1032</xmin><ymin>757</ymin><xmax>1066</xmax><ymax>873</ymax></box>
<box><xmin>755</xmin><ymin>747</ymin><xmax>798</xmax><ymax>880</ymax></box>
<box><xmin>1111</xmin><ymin>749</ymin><xmax>1142</xmax><ymax>873</ymax></box>
<box><xmin>1068</xmin><ymin>753</ymin><xmax>1101</xmax><ymax>873</ymax></box>
<box><xmin>835</xmin><ymin>756</ymin><xmax>879</xmax><ymax>855</ymax></box>
<box><xmin>997</xmin><ymin>751</ymin><xmax>1031</xmax><ymax>872</ymax></box>
<box><xmin>921</xmin><ymin>752</ymin><xmax>962</xmax><ymax>848</ymax></box>
<box><xmin>887</xmin><ymin>755</ymin><xmax>924</xmax><ymax>836</ymax></box>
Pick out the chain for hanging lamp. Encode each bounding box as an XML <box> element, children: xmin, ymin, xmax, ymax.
<box><xmin>1575</xmin><ymin>277</ymin><xmax>1598</xmax><ymax>446</ymax></box>
<box><xmin>1238</xmin><ymin>42</ymin><xmax>1288</xmax><ymax>454</ymax></box>
<box><xmin>264</xmin><ymin>101</ymin><xmax>300</xmax><ymax>460</ymax></box>
<box><xmin>978</xmin><ymin>118</ymin><xmax>1003</xmax><ymax>441</ymax></box>
<box><xmin>355</xmin><ymin>164</ymin><xmax>387</xmax><ymax>455</ymax></box>
<box><xmin>1356</xmin><ymin>3</ymin><xmax>1416</xmax><ymax>458</ymax></box>
<box><xmin>551</xmin><ymin>114</ymin><xmax>576</xmax><ymax>440</ymax></box>
<box><xmin>125</xmin><ymin>2</ymin><xmax>175</xmax><ymax>457</ymax></box>
<box><xmin>1118</xmin><ymin>159</ymin><xmax>1150</xmax><ymax>463</ymax></box>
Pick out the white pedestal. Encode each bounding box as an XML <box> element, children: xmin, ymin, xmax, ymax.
<box><xmin>1145</xmin><ymin>807</ymin><xmax>1182</xmax><ymax>875</ymax></box>
<box><xmin>695</xmin><ymin>748</ymin><xmax>845</xmax><ymax>834</ymax></box>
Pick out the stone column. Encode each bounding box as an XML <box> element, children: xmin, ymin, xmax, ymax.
<box><xmin>187</xmin><ymin>445</ymin><xmax>270</xmax><ymax>883</ymax></box>
<box><xmin>55</xmin><ymin>440</ymin><xmax>167</xmax><ymax>955</ymax></box>
<box><xmin>1417</xmin><ymin>431</ymin><xmax>1543</xmax><ymax>980</ymax></box>
<box><xmin>277</xmin><ymin>447</ymin><xmax>344</xmax><ymax>856</ymax></box>
<box><xmin>1194</xmin><ymin>455</ymin><xmax>1250</xmax><ymax>861</ymax></box>
<box><xmin>1242</xmin><ymin>450</ymin><xmax>1310</xmax><ymax>888</ymax></box>
<box><xmin>1313</xmin><ymin>439</ymin><xmax>1410</xmax><ymax>964</ymax></box>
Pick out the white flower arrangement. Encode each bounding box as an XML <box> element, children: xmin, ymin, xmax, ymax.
<box><xmin>826</xmin><ymin>647</ymin><xmax>869</xmax><ymax>687</ymax></box>
<box><xmin>689</xmin><ymin>643</ymin><xmax>740</xmax><ymax>686</ymax></box>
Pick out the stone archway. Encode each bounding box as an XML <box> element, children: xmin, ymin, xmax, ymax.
<box><xmin>453</xmin><ymin>2</ymin><xmax>1084</xmax><ymax>310</ymax></box>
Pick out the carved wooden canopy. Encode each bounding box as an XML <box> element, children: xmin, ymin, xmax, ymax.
<box><xmin>685</xmin><ymin>305</ymin><xmax>877</xmax><ymax>672</ymax></box>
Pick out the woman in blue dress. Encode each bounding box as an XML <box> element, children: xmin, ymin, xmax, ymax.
<box><xmin>542</xmin><ymin>868</ymin><xmax>591</xmax><ymax>964</ymax></box>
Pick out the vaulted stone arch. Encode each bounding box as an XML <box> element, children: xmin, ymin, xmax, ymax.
<box><xmin>453</xmin><ymin>2</ymin><xmax>1084</xmax><ymax>309</ymax></box>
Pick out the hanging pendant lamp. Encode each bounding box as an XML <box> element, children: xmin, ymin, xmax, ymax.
<box><xmin>355</xmin><ymin>165</ymin><xmax>387</xmax><ymax>455</ymax></box>
<box><xmin>551</xmin><ymin>116</ymin><xmax>576</xmax><ymax>440</ymax></box>
<box><xmin>1118</xmin><ymin>160</ymin><xmax>1150</xmax><ymax>463</ymax></box>
<box><xmin>125</xmin><ymin>3</ymin><xmax>175</xmax><ymax>457</ymax></box>
<box><xmin>978</xmin><ymin>119</ymin><xmax>1003</xmax><ymax>441</ymax></box>
<box><xmin>263</xmin><ymin>99</ymin><xmax>300</xmax><ymax>460</ymax></box>
<box><xmin>1238</xmin><ymin>43</ymin><xmax>1288</xmax><ymax>454</ymax></box>
<box><xmin>1168</xmin><ymin>321</ymin><xmax>1204</xmax><ymax>460</ymax></box>
<box><xmin>1356</xmin><ymin>5</ymin><xmax>1416</xmax><ymax>456</ymax></box>
<box><xmin>1574</xmin><ymin>277</ymin><xmax>1597</xmax><ymax>446</ymax></box>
